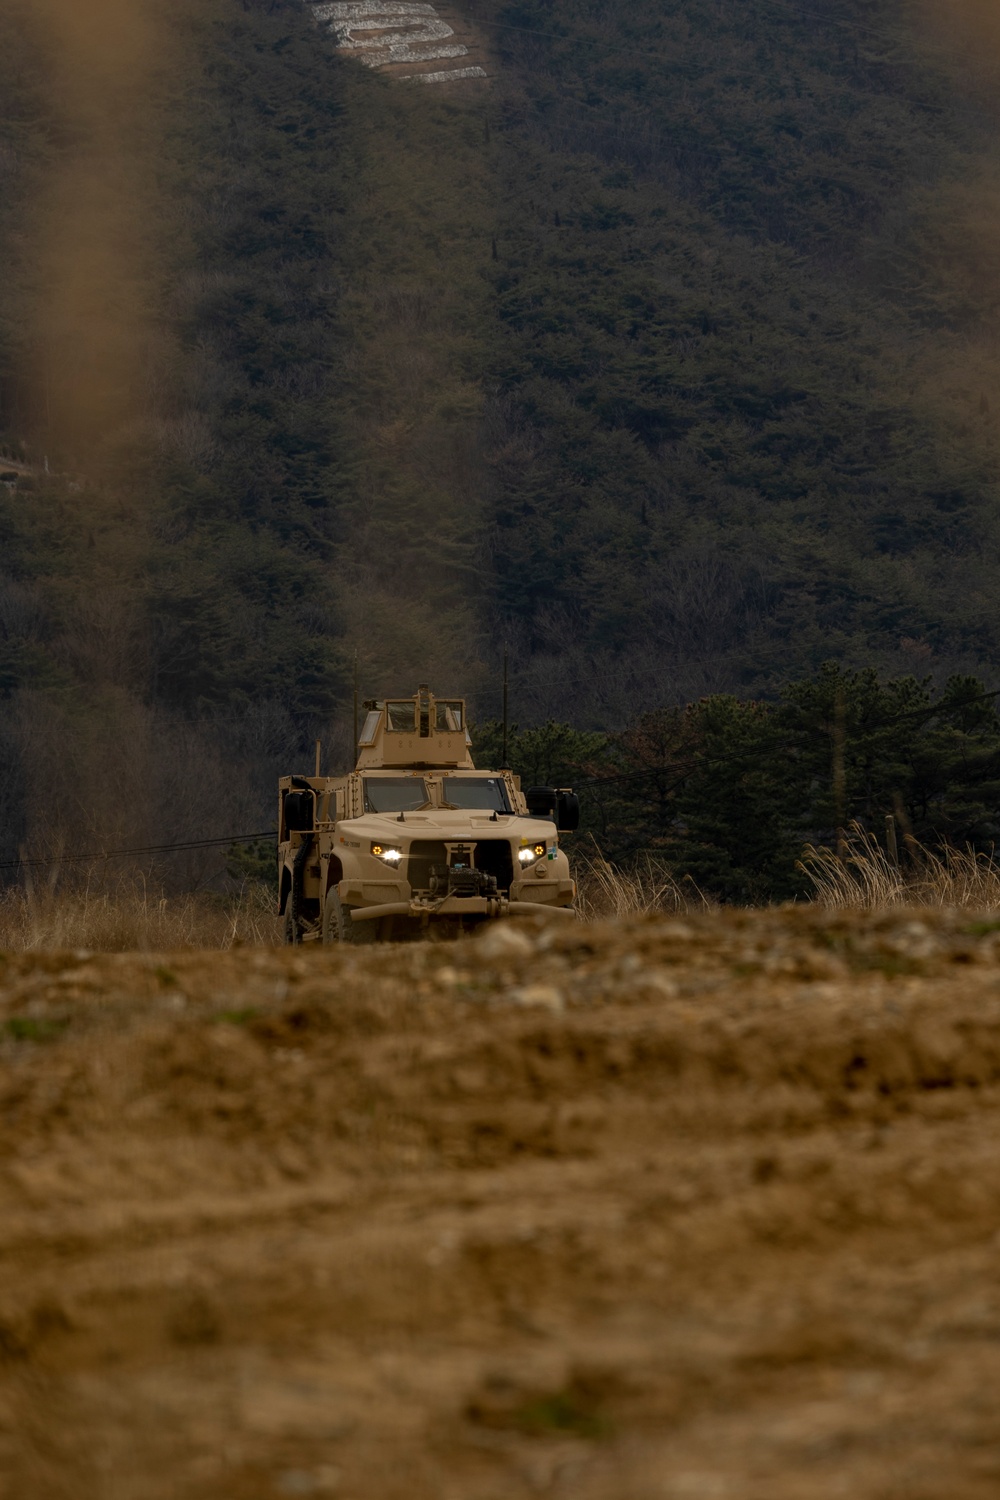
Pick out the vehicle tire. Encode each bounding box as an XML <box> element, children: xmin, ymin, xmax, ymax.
<box><xmin>321</xmin><ymin>888</ymin><xmax>339</xmax><ymax>944</ymax></box>
<box><xmin>282</xmin><ymin>907</ymin><xmax>300</xmax><ymax>946</ymax></box>
<box><xmin>322</xmin><ymin>889</ymin><xmax>375</xmax><ymax>945</ymax></box>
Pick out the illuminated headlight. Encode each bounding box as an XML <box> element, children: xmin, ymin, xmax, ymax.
<box><xmin>371</xmin><ymin>842</ymin><xmax>403</xmax><ymax>864</ymax></box>
<box><xmin>518</xmin><ymin>842</ymin><xmax>547</xmax><ymax>866</ymax></box>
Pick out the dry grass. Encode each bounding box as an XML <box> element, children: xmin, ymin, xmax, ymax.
<box><xmin>799</xmin><ymin>823</ymin><xmax>1000</xmax><ymax>911</ymax></box>
<box><xmin>9</xmin><ymin>826</ymin><xmax>998</xmax><ymax>951</ymax></box>
<box><xmin>574</xmin><ymin>850</ymin><xmax>712</xmax><ymax>921</ymax></box>
<box><xmin>0</xmin><ymin>879</ymin><xmax>281</xmax><ymax>952</ymax></box>
<box><xmin>2</xmin><ymin>855</ymin><xmax>708</xmax><ymax>950</ymax></box>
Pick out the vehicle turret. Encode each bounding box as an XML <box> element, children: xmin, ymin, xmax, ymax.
<box><xmin>355</xmin><ymin>685</ymin><xmax>473</xmax><ymax>770</ymax></box>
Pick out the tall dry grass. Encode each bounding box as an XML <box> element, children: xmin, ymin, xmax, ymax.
<box><xmin>799</xmin><ymin>823</ymin><xmax>1000</xmax><ymax>911</ymax></box>
<box><xmin>574</xmin><ymin>851</ymin><xmax>712</xmax><ymax>921</ymax></box>
<box><xmin>0</xmin><ymin>879</ymin><xmax>281</xmax><ymax>952</ymax></box>
<box><xmin>8</xmin><ymin>828</ymin><xmax>997</xmax><ymax>951</ymax></box>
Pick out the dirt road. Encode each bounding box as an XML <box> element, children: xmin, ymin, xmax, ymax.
<box><xmin>2</xmin><ymin>908</ymin><xmax>1000</xmax><ymax>1498</ymax></box>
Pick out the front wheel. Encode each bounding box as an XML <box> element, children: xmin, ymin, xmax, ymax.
<box><xmin>282</xmin><ymin>907</ymin><xmax>300</xmax><ymax>946</ymax></box>
<box><xmin>322</xmin><ymin>889</ymin><xmax>375</xmax><ymax>945</ymax></box>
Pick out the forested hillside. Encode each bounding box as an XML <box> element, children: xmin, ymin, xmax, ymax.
<box><xmin>473</xmin><ymin>0</ymin><xmax>1000</xmax><ymax>719</ymax></box>
<box><xmin>2</xmin><ymin>0</ymin><xmax>1000</xmax><ymax>874</ymax></box>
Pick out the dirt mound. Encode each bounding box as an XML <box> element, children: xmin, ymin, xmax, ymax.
<box><xmin>2</xmin><ymin>908</ymin><xmax>1000</xmax><ymax>1497</ymax></box>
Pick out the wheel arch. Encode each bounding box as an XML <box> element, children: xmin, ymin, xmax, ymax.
<box><xmin>324</xmin><ymin>854</ymin><xmax>344</xmax><ymax>896</ymax></box>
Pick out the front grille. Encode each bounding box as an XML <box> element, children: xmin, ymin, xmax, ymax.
<box><xmin>407</xmin><ymin>840</ymin><xmax>447</xmax><ymax>893</ymax></box>
<box><xmin>474</xmin><ymin>840</ymin><xmax>514</xmax><ymax>893</ymax></box>
<box><xmin>406</xmin><ymin>838</ymin><xmax>514</xmax><ymax>895</ymax></box>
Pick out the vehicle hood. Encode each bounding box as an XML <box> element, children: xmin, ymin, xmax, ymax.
<box><xmin>339</xmin><ymin>812</ymin><xmax>556</xmax><ymax>842</ymax></box>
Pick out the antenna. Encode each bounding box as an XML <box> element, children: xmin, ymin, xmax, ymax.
<box><xmin>501</xmin><ymin>644</ymin><xmax>510</xmax><ymax>770</ymax></box>
<box><xmin>314</xmin><ymin>738</ymin><xmax>321</xmax><ymax>777</ymax></box>
<box><xmin>353</xmin><ymin>651</ymin><xmax>360</xmax><ymax>763</ymax></box>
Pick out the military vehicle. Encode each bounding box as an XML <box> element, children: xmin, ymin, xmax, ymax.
<box><xmin>277</xmin><ymin>685</ymin><xmax>579</xmax><ymax>943</ymax></box>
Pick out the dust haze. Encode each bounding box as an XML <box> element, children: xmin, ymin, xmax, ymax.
<box><xmin>918</xmin><ymin>0</ymin><xmax>1000</xmax><ymax>75</ymax></box>
<box><xmin>895</xmin><ymin>0</ymin><xmax>1000</xmax><ymax>498</ymax></box>
<box><xmin>25</xmin><ymin>0</ymin><xmax>171</xmax><ymax>464</ymax></box>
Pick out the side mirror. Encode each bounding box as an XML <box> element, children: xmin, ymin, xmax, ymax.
<box><xmin>525</xmin><ymin>785</ymin><xmax>556</xmax><ymax>818</ymax></box>
<box><xmin>283</xmin><ymin>790</ymin><xmax>314</xmax><ymax>833</ymax></box>
<box><xmin>525</xmin><ymin>785</ymin><xmax>580</xmax><ymax>831</ymax></box>
<box><xmin>555</xmin><ymin>790</ymin><xmax>580</xmax><ymax>832</ymax></box>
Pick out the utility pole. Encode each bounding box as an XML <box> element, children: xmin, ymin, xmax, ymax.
<box><xmin>501</xmin><ymin>645</ymin><xmax>509</xmax><ymax>770</ymax></box>
<box><xmin>833</xmin><ymin>685</ymin><xmax>846</xmax><ymax>858</ymax></box>
<box><xmin>353</xmin><ymin>651</ymin><xmax>360</xmax><ymax>763</ymax></box>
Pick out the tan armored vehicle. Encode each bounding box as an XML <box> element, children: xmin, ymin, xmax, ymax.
<box><xmin>277</xmin><ymin>686</ymin><xmax>579</xmax><ymax>943</ymax></box>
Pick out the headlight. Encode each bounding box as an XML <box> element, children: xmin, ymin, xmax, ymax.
<box><xmin>518</xmin><ymin>842</ymin><xmax>547</xmax><ymax>866</ymax></box>
<box><xmin>371</xmin><ymin>842</ymin><xmax>403</xmax><ymax>864</ymax></box>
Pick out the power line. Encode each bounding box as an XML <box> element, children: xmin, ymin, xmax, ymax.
<box><xmin>6</xmin><ymin>686</ymin><xmax>999</xmax><ymax>864</ymax></box>
<box><xmin>0</xmin><ymin>831</ymin><xmax>276</xmax><ymax>873</ymax></box>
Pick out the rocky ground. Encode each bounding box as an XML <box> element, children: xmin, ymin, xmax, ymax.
<box><xmin>2</xmin><ymin>907</ymin><xmax>1000</xmax><ymax>1498</ymax></box>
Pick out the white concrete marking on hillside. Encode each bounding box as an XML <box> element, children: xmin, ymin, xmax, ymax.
<box><xmin>333</xmin><ymin>14</ymin><xmax>451</xmax><ymax>35</ymax></box>
<box><xmin>315</xmin><ymin>1</ymin><xmax>437</xmax><ymax>14</ymax></box>
<box><xmin>311</xmin><ymin>0</ymin><xmax>486</xmax><ymax>83</ymax></box>
<box><xmin>364</xmin><ymin>42</ymin><xmax>470</xmax><ymax>66</ymax></box>
<box><xmin>403</xmin><ymin>65</ymin><xmax>487</xmax><ymax>80</ymax></box>
<box><xmin>336</xmin><ymin>19</ymin><xmax>455</xmax><ymax>49</ymax></box>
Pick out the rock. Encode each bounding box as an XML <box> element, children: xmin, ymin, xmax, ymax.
<box><xmin>641</xmin><ymin>970</ymin><xmax>679</xmax><ymax>999</ymax></box>
<box><xmin>509</xmin><ymin>984</ymin><xmax>564</xmax><ymax>1013</ymax></box>
<box><xmin>476</xmin><ymin>924</ymin><xmax>534</xmax><ymax>960</ymax></box>
<box><xmin>275</xmin><ymin>1472</ymin><xmax>317</xmax><ymax>1496</ymax></box>
<box><xmin>658</xmin><ymin>921</ymin><xmax>695</xmax><ymax>941</ymax></box>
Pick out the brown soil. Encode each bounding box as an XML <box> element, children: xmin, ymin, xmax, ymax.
<box><xmin>2</xmin><ymin>907</ymin><xmax>1000</xmax><ymax>1498</ymax></box>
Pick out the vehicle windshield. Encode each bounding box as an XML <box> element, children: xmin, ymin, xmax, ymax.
<box><xmin>440</xmin><ymin>776</ymin><xmax>511</xmax><ymax>812</ymax></box>
<box><xmin>364</xmin><ymin>777</ymin><xmax>429</xmax><ymax>813</ymax></box>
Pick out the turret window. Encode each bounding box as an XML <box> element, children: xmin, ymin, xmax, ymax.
<box><xmin>386</xmin><ymin>702</ymin><xmax>417</xmax><ymax>732</ymax></box>
<box><xmin>435</xmin><ymin>702</ymin><xmax>464</xmax><ymax>731</ymax></box>
<box><xmin>358</xmin><ymin>710</ymin><xmax>382</xmax><ymax>746</ymax></box>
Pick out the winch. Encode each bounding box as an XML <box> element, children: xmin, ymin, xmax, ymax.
<box><xmin>428</xmin><ymin>844</ymin><xmax>499</xmax><ymax>899</ymax></box>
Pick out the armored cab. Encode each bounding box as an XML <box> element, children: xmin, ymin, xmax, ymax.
<box><xmin>277</xmin><ymin>685</ymin><xmax>579</xmax><ymax>943</ymax></box>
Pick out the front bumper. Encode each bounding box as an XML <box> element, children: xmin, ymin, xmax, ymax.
<box><xmin>510</xmin><ymin>877</ymin><xmax>577</xmax><ymax>905</ymax></box>
<box><xmin>347</xmin><ymin>894</ymin><xmax>577</xmax><ymax>923</ymax></box>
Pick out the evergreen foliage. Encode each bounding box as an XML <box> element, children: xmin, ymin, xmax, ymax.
<box><xmin>147</xmin><ymin>0</ymin><xmax>352</xmax><ymax>719</ymax></box>
<box><xmin>478</xmin><ymin>0</ymin><xmax>1000</xmax><ymax>719</ymax></box>
<box><xmin>479</xmin><ymin>664</ymin><xmax>1000</xmax><ymax>904</ymax></box>
<box><xmin>3</xmin><ymin>0</ymin><xmax>1000</xmax><ymax>875</ymax></box>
